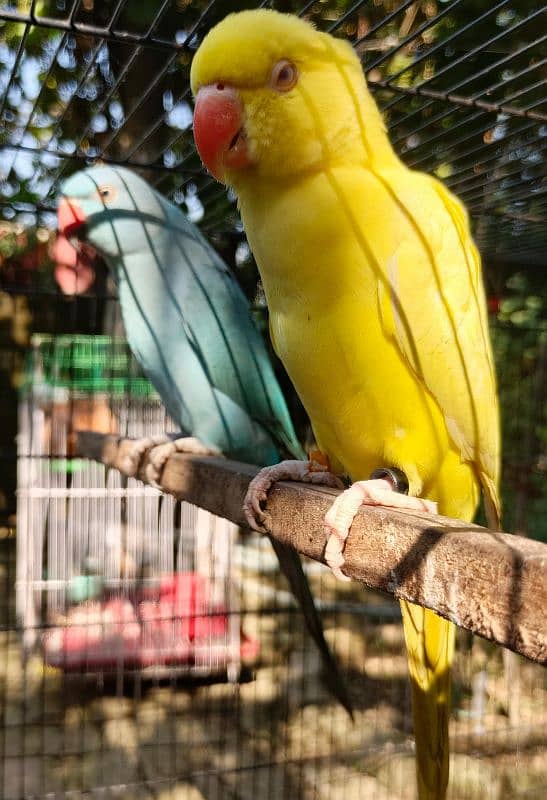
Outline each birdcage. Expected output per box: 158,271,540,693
0,1,545,799
16,333,246,678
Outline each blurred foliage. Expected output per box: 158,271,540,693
0,220,54,291
0,0,545,536
490,273,546,540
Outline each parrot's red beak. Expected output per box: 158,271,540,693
54,197,96,295
58,196,87,238
193,85,253,181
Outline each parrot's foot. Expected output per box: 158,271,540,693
244,458,344,533
324,476,437,582
118,434,173,477
145,436,221,486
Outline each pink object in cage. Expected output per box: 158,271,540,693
42,572,259,672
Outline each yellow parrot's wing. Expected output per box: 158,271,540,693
376,170,501,526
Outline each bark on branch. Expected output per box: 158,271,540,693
76,431,547,665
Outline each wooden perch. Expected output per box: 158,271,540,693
76,431,547,665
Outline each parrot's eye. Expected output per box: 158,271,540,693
97,186,116,202
270,60,298,93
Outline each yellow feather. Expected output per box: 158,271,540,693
192,11,501,798
401,604,455,800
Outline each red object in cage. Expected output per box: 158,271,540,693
42,572,259,672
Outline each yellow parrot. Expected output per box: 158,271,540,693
191,10,501,799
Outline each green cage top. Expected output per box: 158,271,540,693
21,334,158,399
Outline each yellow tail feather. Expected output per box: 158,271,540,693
400,600,456,800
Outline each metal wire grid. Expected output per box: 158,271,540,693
0,4,546,799
0,0,545,266
1,523,546,799
0,304,544,799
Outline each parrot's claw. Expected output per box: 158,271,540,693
243,458,344,533
324,478,438,581
145,436,221,487
244,480,271,534
118,434,172,476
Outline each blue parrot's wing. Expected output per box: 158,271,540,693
117,269,281,464
116,194,304,463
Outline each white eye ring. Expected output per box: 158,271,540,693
270,60,298,92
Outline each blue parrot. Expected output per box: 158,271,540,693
56,164,352,714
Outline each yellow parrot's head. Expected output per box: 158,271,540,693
191,9,387,186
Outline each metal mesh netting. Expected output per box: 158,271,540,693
0,2,546,799
0,0,545,263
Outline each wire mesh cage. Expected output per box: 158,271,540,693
0,0,546,799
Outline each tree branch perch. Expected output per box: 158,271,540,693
76,431,546,665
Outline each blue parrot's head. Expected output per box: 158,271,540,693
55,165,169,293
58,164,168,258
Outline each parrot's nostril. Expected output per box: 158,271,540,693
216,82,224,91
